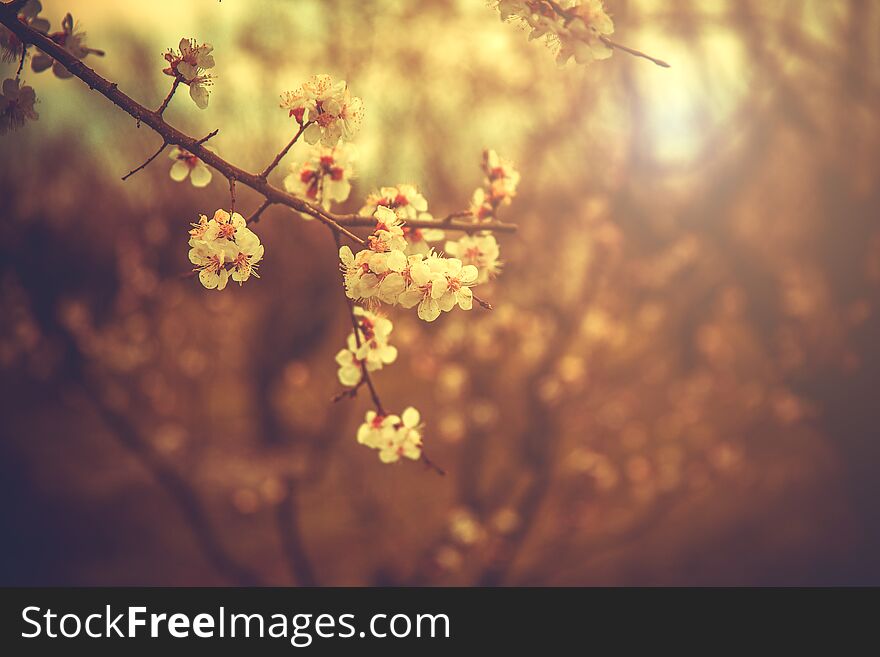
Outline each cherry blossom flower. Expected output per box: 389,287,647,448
397,252,451,322
187,210,263,290
189,241,230,291
360,184,428,221
279,74,364,146
169,146,213,187
471,149,520,220
403,216,445,256
283,143,355,210
163,38,215,109
555,0,614,64
496,0,613,65
368,206,408,253
0,78,38,135
432,258,480,312
335,307,397,387
31,13,104,79
356,407,423,463
0,0,49,64
444,233,502,284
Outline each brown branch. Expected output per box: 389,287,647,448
0,8,365,245
15,43,26,78
260,121,310,179
228,177,236,213
0,8,516,243
156,77,180,116
472,293,493,310
334,212,517,234
247,199,273,224
600,36,671,69
121,139,167,181
196,128,219,145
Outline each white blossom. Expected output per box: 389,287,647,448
283,143,355,210
169,146,213,187
163,38,215,109
0,78,38,135
187,209,263,290
470,149,520,220
360,184,428,221
31,13,103,78
335,307,397,387
356,407,424,464
279,74,364,146
403,215,445,256
497,0,614,65
444,233,502,284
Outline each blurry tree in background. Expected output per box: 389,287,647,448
1,0,879,585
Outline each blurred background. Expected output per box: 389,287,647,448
1,0,879,586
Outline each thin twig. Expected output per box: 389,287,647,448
600,36,671,68
260,121,310,179
472,293,493,310
196,128,219,145
121,139,168,181
15,44,26,79
228,177,236,214
247,199,273,224
156,77,180,116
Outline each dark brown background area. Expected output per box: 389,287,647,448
1,0,879,585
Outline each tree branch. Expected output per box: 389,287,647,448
121,139,167,181
260,121,310,179
0,6,516,242
156,77,180,116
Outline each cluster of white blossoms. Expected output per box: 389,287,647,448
497,0,614,64
442,149,518,284
444,233,502,285
1,5,102,135
335,307,397,387
360,184,428,221
168,145,213,187
0,78,38,135
357,407,424,464
163,38,215,109
283,143,355,210
469,149,520,220
187,209,263,291
339,204,480,322
280,74,364,147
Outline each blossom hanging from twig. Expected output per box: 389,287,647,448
163,38,215,109
31,13,104,78
0,77,38,135
0,0,49,64
357,407,424,463
335,307,398,387
169,145,214,187
283,143,355,210
279,74,364,146
187,210,263,290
